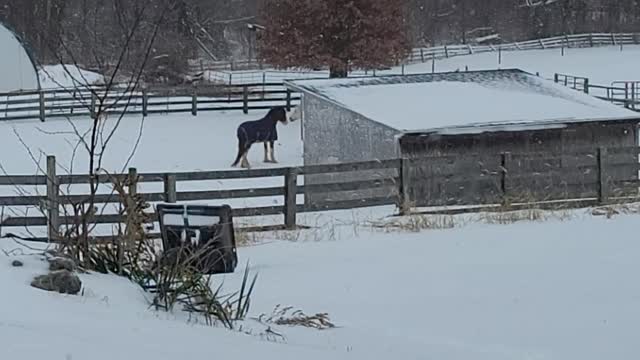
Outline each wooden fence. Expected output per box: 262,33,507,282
0,156,399,242
190,32,640,77
407,32,640,64
1,146,639,242
0,82,299,122
554,73,640,111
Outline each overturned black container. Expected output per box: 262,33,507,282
156,204,238,274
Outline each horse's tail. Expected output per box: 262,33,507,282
231,139,246,167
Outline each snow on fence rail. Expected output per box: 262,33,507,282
1,146,639,242
554,73,640,111
0,83,299,121
190,32,640,84
408,32,640,64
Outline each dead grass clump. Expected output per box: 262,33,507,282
369,215,457,233
480,208,546,224
480,206,573,225
256,305,335,330
592,202,640,218
234,230,266,247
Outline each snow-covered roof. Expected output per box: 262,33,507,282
285,69,640,135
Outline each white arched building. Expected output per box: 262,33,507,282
0,21,40,92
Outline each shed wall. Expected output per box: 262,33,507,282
400,120,640,207
302,93,401,206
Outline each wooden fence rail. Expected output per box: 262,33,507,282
0,82,299,122
1,146,639,242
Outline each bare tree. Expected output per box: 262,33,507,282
32,0,176,266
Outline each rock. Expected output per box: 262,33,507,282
48,257,76,272
31,270,82,295
11,260,23,267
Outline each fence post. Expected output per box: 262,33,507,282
444,45,449,58
39,90,46,122
399,158,412,215
597,148,608,204
420,48,425,62
46,156,59,242
500,153,511,206
128,168,138,198
584,78,590,94
401,64,405,75
286,89,292,111
283,167,298,229
554,73,559,83
142,89,148,117
589,33,594,47
191,86,198,116
243,86,249,114
163,174,177,203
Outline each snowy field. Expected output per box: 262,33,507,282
3,209,640,359
0,110,304,238
402,45,640,86
1,43,640,360
0,111,302,175
210,45,640,87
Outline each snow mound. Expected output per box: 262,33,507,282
39,64,104,90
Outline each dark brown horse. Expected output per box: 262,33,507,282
232,106,297,169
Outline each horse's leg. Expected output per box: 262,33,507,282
263,142,270,163
269,141,278,163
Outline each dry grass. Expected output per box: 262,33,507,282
234,230,265,247
368,214,458,233
479,205,574,225
256,305,335,330
479,208,547,224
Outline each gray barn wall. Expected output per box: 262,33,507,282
399,120,640,207
302,93,400,165
301,93,401,206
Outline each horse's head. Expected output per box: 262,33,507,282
267,106,289,125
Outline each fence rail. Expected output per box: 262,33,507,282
1,146,639,242
3,32,636,121
554,73,640,111
0,82,299,121
189,32,640,82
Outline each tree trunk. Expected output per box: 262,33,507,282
329,62,348,78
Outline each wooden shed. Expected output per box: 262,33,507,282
285,69,640,207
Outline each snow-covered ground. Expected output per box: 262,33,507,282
1,42,640,360
3,209,640,359
1,111,301,175
39,64,104,90
207,45,640,87
401,45,640,86
0,110,304,238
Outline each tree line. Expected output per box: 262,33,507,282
0,0,638,81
